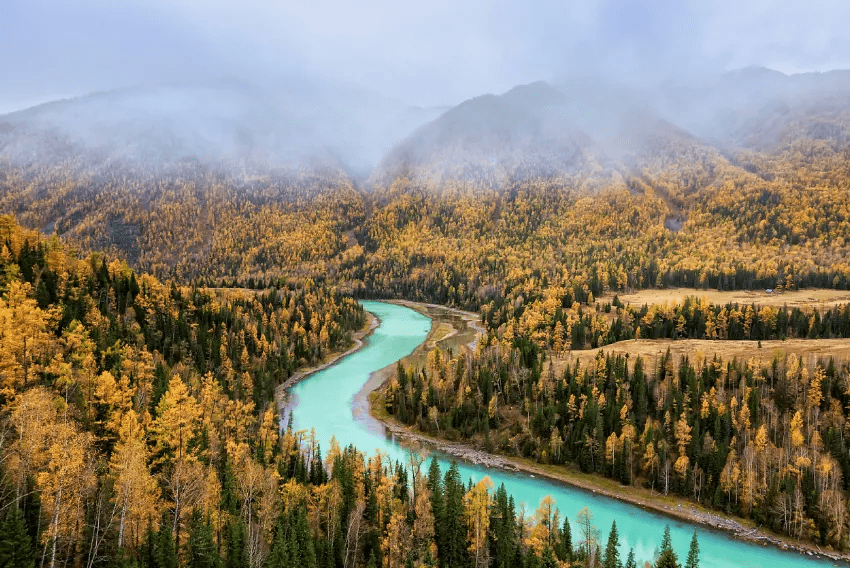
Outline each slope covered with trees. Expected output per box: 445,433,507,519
2,72,850,311
2,67,850,565
388,330,850,550
3,135,850,300
0,213,704,567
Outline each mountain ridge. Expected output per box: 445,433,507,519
2,67,850,186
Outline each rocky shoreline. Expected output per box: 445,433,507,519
277,299,850,564
369,301,850,565
377,411,850,564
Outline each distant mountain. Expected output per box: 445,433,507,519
658,67,850,151
0,78,442,179
373,69,850,185
2,68,849,186
373,80,711,185
373,82,579,184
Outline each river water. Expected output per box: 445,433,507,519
286,301,842,568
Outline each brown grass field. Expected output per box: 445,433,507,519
599,287,850,310
551,338,850,375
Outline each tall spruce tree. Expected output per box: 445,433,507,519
602,520,621,568
156,517,178,568
140,521,157,568
427,458,446,563
0,505,34,568
559,516,572,561
442,462,467,568
224,518,248,568
685,531,699,568
490,484,517,568
625,548,637,568
186,511,220,568
656,525,679,568
266,518,291,568
293,506,317,568
541,546,558,568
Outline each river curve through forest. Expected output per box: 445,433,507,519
285,300,843,568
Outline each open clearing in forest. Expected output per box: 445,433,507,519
551,338,850,374
599,288,850,310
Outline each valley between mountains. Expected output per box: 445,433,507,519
3,66,850,567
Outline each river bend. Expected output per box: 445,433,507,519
286,301,841,568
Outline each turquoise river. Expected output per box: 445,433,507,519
286,300,844,568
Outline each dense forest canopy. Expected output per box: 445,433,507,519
0,214,704,568
2,72,849,327
2,117,849,348
2,67,850,566
389,337,850,548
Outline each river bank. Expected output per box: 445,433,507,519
276,309,379,420
352,300,480,427
365,301,850,565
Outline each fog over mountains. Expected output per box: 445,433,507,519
0,78,445,179
1,67,849,184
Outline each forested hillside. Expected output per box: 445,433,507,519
0,215,369,566
2,66,850,564
2,118,849,321
0,215,704,568
2,72,849,320
388,311,850,549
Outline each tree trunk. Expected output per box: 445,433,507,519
118,497,127,549
49,485,62,568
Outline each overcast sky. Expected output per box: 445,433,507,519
2,0,849,113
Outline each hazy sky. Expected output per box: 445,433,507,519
2,0,849,113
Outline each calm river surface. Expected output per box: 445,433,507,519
286,301,842,568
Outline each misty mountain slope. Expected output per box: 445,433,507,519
660,67,850,152
2,82,265,167
372,79,738,188
0,79,442,178
729,95,850,153
1,72,849,299
371,69,850,190
373,81,609,186
4,69,849,189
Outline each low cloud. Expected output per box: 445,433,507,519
2,0,849,111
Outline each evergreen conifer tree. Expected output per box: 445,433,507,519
186,511,220,568
541,546,558,568
156,518,178,568
602,520,621,568
293,507,317,568
427,458,446,563
220,457,239,516
224,518,248,568
140,521,157,568
489,484,518,568
560,516,572,560
266,519,291,568
0,505,34,568
685,531,699,568
656,526,679,568
442,462,467,567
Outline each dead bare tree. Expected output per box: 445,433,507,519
343,499,366,568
